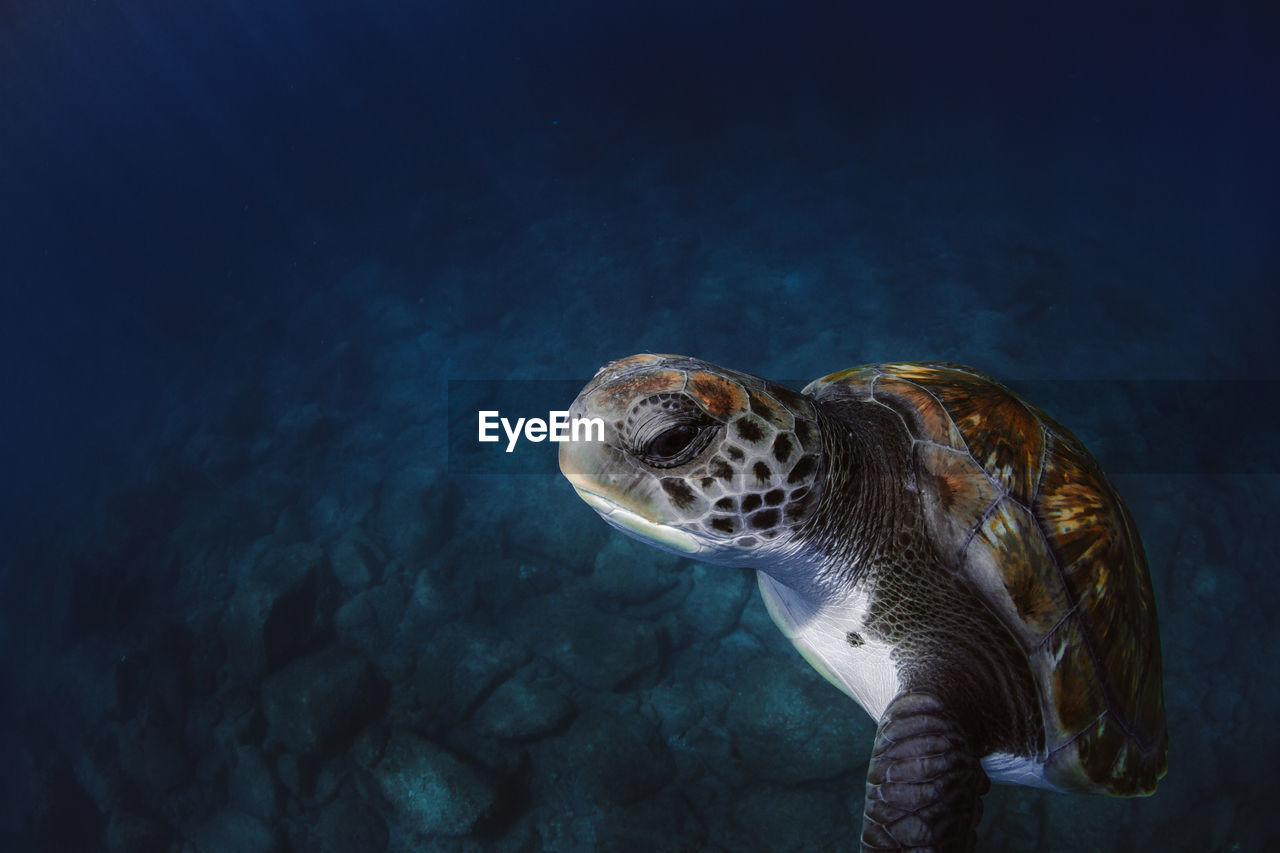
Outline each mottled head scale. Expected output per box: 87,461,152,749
559,353,825,561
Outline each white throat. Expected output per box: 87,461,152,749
756,571,901,723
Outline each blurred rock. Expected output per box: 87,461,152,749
333,579,408,657
726,657,865,783
978,786,1042,853
187,810,279,853
596,790,706,852
116,723,190,797
409,622,530,727
646,681,703,740
590,536,681,604
409,559,477,627
222,541,342,678
1204,684,1245,728
511,592,662,690
739,593,783,645
277,402,337,449
679,563,752,639
261,645,389,757
371,470,444,568
105,805,173,853
563,709,674,805
430,533,499,588
350,724,389,770
372,730,497,838
113,623,191,724
1040,784,1135,852
329,531,386,590
473,674,574,741
485,477,609,569
228,746,277,820
471,555,557,614
731,783,856,853
276,753,343,806
314,791,389,853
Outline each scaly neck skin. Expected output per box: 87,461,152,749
754,396,1044,759
758,400,918,609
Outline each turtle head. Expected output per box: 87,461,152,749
559,354,826,564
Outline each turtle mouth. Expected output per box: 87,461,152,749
570,484,704,556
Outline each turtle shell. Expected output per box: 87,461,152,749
804,362,1168,796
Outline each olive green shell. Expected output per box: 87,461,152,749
804,362,1168,796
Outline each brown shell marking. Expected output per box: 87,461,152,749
688,370,749,418
814,365,880,396
874,376,967,451
968,498,1070,642
1038,430,1167,792
812,363,1043,500
1043,616,1108,736
746,387,796,429
915,442,998,569
605,353,666,371
598,368,685,409
809,361,1166,795
905,367,1044,505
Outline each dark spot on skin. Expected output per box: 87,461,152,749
752,461,772,485
846,631,864,647
787,454,817,485
701,477,715,490
742,494,762,513
748,390,788,426
794,419,817,447
771,384,808,410
709,517,738,534
772,434,793,463
738,536,758,547
764,489,785,506
749,509,779,530
790,486,809,500
735,417,765,443
715,497,736,511
725,446,746,462
661,478,698,510
709,457,734,482
784,494,810,522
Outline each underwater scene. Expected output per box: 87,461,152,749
2,1,1277,851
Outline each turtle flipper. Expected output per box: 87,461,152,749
861,692,990,853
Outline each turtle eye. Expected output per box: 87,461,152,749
647,424,699,459
639,420,714,467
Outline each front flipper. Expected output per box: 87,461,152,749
862,692,990,853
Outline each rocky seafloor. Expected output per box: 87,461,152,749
4,1,1278,848
2,264,1277,853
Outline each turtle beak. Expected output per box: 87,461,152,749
559,367,705,556
557,360,674,509
556,394,651,518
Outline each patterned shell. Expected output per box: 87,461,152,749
804,363,1168,796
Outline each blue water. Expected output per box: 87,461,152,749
2,1,1277,850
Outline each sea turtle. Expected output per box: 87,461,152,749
559,354,1167,852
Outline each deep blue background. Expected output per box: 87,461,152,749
5,1,1277,528
2,1,1278,850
